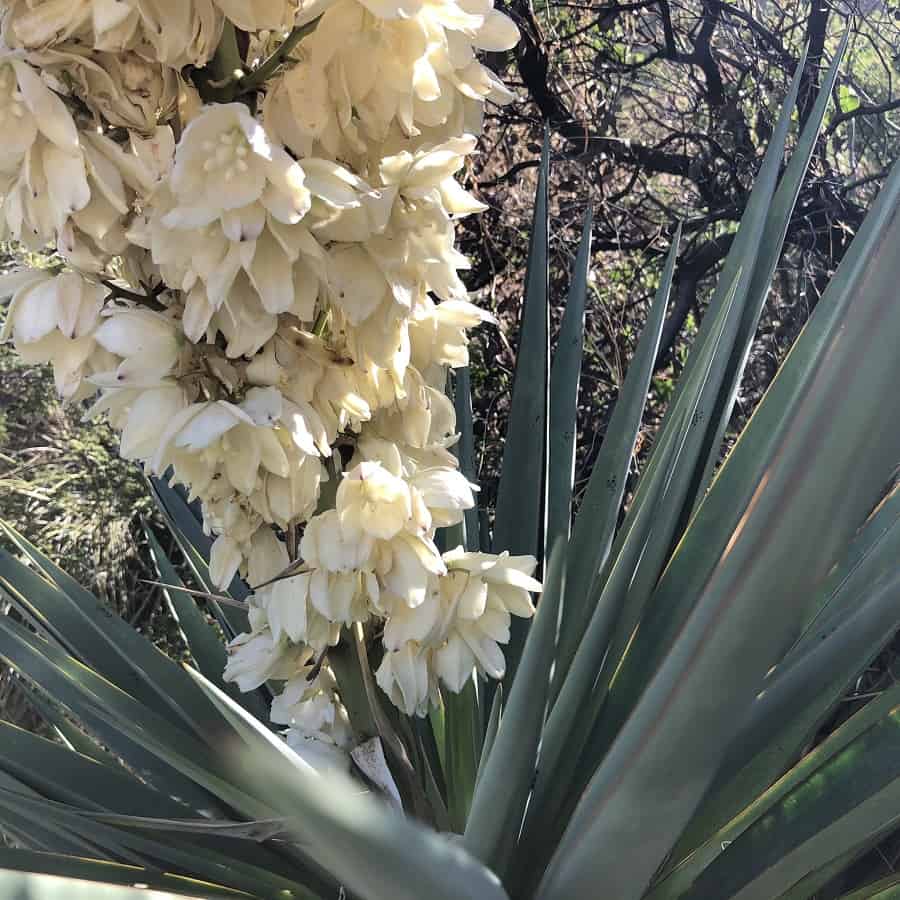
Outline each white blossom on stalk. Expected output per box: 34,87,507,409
91,307,182,385
0,268,108,398
223,628,311,692
376,641,436,717
264,0,519,160
1,0,225,68
0,55,79,172
336,460,419,542
273,669,354,774
165,103,311,230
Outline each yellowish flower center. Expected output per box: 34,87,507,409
201,128,251,182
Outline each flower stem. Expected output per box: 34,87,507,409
198,21,245,102
237,17,322,93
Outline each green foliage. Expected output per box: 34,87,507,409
1,45,900,900
0,345,156,611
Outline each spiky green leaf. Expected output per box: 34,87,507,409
494,128,551,689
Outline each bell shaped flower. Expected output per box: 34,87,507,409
118,384,189,460
174,402,283,495
443,546,542,617
410,466,476,527
164,103,311,230
223,627,312,692
410,294,495,373
257,572,344,649
375,530,446,610
336,460,422,542
375,641,435,717
429,549,541,693
361,367,458,459
379,136,486,218
1,269,107,398
382,576,443,649
0,55,80,173
92,307,182,386
1,269,101,345
433,575,507,689
265,453,325,529
274,669,354,774
210,532,245,589
301,509,376,573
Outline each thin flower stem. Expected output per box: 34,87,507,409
200,21,245,101
312,308,331,337
237,17,322,93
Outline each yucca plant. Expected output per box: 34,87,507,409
2,35,900,900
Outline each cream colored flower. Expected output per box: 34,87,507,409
379,135,485,216
410,295,495,372
0,55,80,172
409,466,475,527
32,47,180,132
165,103,310,229
118,384,189,460
432,548,540,691
0,56,94,252
92,307,182,385
223,628,312,692
375,530,446,609
375,641,435,716
2,0,225,68
0,268,106,398
443,546,542,617
0,269,100,345
301,509,375,573
166,401,285,494
265,453,325,528
274,669,354,774
259,573,345,648
336,460,416,541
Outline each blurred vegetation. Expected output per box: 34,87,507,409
0,349,150,606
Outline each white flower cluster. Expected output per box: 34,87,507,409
0,0,539,768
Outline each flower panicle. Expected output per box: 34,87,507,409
0,0,535,769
